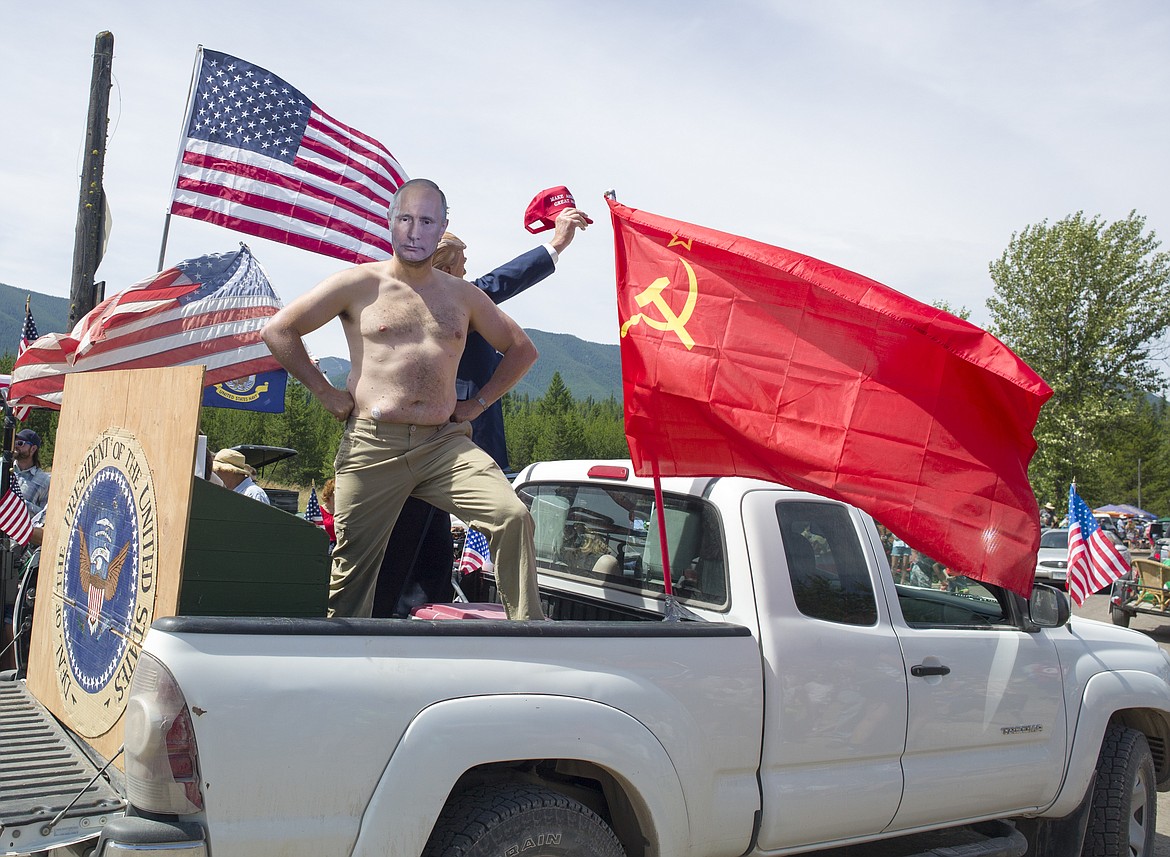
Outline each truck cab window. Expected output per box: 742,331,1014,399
777,501,877,626
895,575,1012,628
519,483,729,608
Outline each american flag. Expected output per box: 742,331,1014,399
458,528,492,576
170,48,406,263
0,471,32,546
304,485,323,525
1067,484,1131,606
9,245,283,411
13,301,37,420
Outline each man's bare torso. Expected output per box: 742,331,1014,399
340,262,470,425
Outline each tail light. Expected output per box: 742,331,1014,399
122,652,204,814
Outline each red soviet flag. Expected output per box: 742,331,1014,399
609,198,1053,597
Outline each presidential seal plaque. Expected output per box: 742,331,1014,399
53,428,158,738
28,366,205,765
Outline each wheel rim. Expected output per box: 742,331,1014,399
1128,761,1151,856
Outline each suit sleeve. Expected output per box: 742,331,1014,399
473,246,556,304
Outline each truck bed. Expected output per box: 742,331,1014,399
0,678,125,856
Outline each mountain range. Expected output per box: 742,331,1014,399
0,282,623,402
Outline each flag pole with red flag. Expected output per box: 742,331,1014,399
609,196,1052,598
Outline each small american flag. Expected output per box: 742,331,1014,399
458,528,492,576
1067,484,1131,606
304,485,323,525
9,245,283,411
0,473,32,546
13,300,37,420
170,48,406,263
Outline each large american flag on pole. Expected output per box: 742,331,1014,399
9,245,284,410
1067,483,1132,606
169,48,406,263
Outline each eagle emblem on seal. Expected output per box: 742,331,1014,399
78,515,132,635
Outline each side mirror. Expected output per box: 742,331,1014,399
1029,583,1071,628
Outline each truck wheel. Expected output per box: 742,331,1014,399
1110,607,1132,628
423,783,625,857
1082,724,1155,857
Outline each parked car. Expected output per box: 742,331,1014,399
1035,527,1133,589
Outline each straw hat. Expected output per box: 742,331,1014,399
212,448,255,477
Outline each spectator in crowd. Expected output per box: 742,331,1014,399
890,533,910,576
320,478,336,550
13,428,50,518
1040,503,1056,529
212,449,271,505
904,549,939,588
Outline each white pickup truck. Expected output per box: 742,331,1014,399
7,459,1170,857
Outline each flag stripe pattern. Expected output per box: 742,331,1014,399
459,528,491,576
9,246,283,410
1067,485,1132,606
13,304,38,420
0,477,32,546
170,49,406,264
304,485,323,525
609,198,1053,598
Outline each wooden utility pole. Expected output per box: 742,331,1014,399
69,31,114,328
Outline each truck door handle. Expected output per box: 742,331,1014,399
911,664,951,677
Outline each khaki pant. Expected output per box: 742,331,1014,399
330,418,542,620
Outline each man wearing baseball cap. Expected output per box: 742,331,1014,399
13,428,50,518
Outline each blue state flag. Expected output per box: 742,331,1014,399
202,369,288,413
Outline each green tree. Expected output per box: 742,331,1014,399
538,372,575,417
532,373,586,461
504,383,629,469
932,300,971,321
503,393,538,470
987,211,1170,509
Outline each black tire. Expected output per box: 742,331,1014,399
1082,724,1155,857
423,783,625,857
1110,607,1132,628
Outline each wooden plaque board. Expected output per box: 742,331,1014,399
27,367,204,766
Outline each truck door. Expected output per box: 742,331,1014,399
885,576,1067,830
743,493,909,850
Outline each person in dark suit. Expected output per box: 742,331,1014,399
372,207,591,616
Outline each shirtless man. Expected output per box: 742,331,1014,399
261,178,543,619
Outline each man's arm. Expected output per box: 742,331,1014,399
474,207,590,303
474,247,554,304
262,270,361,420
450,286,538,424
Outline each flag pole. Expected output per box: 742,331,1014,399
608,186,684,616
650,458,674,598
158,45,204,271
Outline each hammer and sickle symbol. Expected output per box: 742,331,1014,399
620,258,699,350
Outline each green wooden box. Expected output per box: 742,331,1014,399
178,478,330,617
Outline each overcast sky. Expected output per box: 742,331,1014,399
2,1,1168,361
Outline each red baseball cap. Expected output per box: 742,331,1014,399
523,186,594,234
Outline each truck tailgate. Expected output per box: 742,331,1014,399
0,680,125,855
